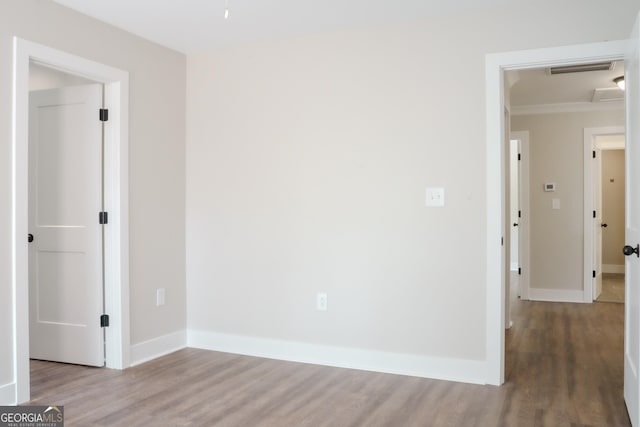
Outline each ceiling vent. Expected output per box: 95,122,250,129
547,62,615,75
592,87,624,103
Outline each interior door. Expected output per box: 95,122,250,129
624,12,640,426
509,139,520,295
28,83,105,367
595,147,603,299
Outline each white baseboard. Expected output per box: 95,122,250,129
603,264,625,274
187,330,486,385
0,382,16,405
528,287,585,303
130,330,187,367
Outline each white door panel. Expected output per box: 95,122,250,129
595,148,603,299
624,12,640,426
29,83,104,367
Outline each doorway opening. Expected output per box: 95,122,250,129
28,63,107,367
485,39,628,386
593,133,626,303
12,38,130,404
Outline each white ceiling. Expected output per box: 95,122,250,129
52,0,521,54
509,61,625,107
51,0,625,108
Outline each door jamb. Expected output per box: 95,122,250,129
12,37,130,403
485,40,628,385
584,127,625,302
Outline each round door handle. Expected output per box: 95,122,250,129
513,223,519,227
601,223,608,228
623,244,640,257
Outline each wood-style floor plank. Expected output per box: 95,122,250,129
28,284,630,426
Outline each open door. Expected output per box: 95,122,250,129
510,139,520,275
28,84,105,367
624,12,640,426
510,131,530,301
595,146,604,299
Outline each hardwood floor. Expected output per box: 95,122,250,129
597,273,625,303
28,285,629,426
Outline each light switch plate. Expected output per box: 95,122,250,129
552,198,560,210
426,187,445,207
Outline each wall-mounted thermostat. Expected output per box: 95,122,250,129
544,183,556,192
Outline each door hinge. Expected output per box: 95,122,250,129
593,270,596,278
518,153,521,161
593,210,596,219
518,210,521,218
99,108,109,122
100,314,109,327
518,267,522,275
501,237,504,246
99,211,108,225
593,150,596,159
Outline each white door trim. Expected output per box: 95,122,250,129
584,127,625,302
12,37,130,403
485,39,628,385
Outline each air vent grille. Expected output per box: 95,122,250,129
548,62,615,75
592,87,624,103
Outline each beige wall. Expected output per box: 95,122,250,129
511,111,625,292
0,0,186,393
2,0,637,394
602,149,625,267
186,1,638,368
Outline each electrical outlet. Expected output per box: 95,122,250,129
156,288,165,306
316,292,327,311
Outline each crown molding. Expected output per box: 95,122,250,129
511,100,624,116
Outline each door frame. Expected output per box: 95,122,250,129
485,39,628,385
12,38,130,403
584,127,626,302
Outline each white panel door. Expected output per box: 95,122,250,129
625,12,640,426
595,147,603,299
28,84,104,367
509,139,520,273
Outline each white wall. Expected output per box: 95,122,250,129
0,0,186,400
186,1,639,382
511,110,625,297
